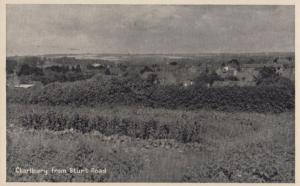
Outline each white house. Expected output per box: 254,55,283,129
15,84,34,89
183,80,194,88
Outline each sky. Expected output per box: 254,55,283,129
6,5,295,56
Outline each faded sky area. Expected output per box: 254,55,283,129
6,5,294,56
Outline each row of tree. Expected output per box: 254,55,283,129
16,64,82,76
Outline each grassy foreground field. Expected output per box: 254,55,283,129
7,104,294,182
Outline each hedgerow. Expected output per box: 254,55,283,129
8,76,294,113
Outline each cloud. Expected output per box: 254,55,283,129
6,5,294,55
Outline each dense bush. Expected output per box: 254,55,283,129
6,59,18,74
71,65,82,73
193,72,224,86
17,64,44,76
8,74,294,113
24,78,293,112
254,66,294,88
255,66,278,85
225,76,239,81
22,56,42,66
256,76,294,87
45,65,70,73
13,62,92,84
152,85,294,112
18,111,205,143
38,71,94,85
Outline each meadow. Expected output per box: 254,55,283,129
7,104,294,182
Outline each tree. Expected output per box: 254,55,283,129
17,64,44,76
104,68,111,75
194,71,223,87
255,66,292,87
71,65,81,73
23,56,40,66
6,59,18,74
256,66,278,80
75,65,81,73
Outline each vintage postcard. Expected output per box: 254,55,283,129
1,0,297,184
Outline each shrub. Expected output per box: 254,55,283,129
194,72,224,87
255,66,279,85
17,64,44,76
6,59,18,74
256,76,294,88
38,71,94,85
45,65,70,73
226,76,239,81
253,65,294,90
18,111,206,143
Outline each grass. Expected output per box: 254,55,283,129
7,128,143,182
7,103,295,182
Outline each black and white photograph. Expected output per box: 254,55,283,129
5,3,295,182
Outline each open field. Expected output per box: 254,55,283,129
7,104,294,182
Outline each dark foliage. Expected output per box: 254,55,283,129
257,66,278,79
6,59,18,74
17,64,44,76
255,66,293,87
169,61,178,66
104,68,111,75
8,75,294,113
225,76,239,81
283,64,290,69
228,59,241,71
194,72,224,86
18,111,206,143
71,65,82,73
87,64,106,70
38,71,94,85
16,64,94,85
140,66,154,74
22,56,41,66
45,65,70,73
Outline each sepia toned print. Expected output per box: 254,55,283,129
6,5,294,182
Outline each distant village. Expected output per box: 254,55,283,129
6,54,295,89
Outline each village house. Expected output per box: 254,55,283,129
216,59,240,79
92,63,105,68
14,84,35,88
87,63,107,70
182,80,194,87
7,72,38,89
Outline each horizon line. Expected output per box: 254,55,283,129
6,51,295,57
